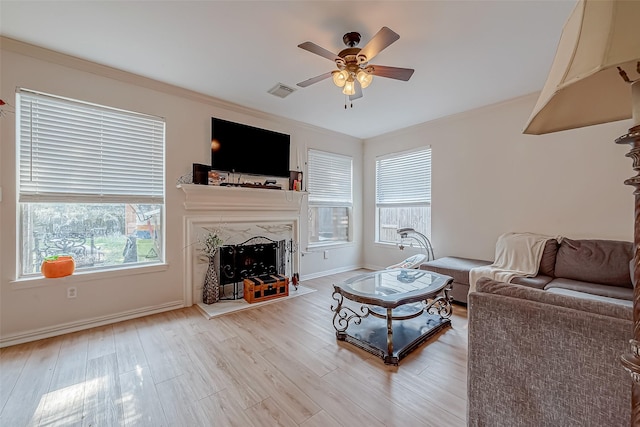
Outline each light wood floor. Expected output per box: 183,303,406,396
0,270,468,427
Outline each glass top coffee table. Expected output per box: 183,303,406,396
331,268,453,365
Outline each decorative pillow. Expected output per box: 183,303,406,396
554,238,633,288
538,239,559,277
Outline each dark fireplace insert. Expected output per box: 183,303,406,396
218,236,289,300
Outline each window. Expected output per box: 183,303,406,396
307,149,352,246
17,89,165,278
376,147,431,244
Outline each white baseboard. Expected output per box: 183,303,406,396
0,300,185,348
300,264,362,281
362,263,388,271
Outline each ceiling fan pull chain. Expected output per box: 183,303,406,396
343,94,355,110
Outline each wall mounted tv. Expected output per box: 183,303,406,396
211,117,290,178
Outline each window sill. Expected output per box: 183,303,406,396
374,241,400,248
305,242,355,252
10,263,169,290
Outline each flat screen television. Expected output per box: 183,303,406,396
211,117,290,178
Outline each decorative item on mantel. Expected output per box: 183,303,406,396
175,171,193,186
198,229,224,304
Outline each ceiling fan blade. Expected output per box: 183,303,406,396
298,41,341,62
357,27,400,63
349,80,363,101
369,65,415,81
297,71,333,88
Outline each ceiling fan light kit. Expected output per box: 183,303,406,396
297,26,414,104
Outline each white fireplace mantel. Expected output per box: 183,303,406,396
178,183,305,307
177,184,306,211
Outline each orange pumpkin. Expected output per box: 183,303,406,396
41,255,75,278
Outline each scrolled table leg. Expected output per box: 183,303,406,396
425,292,453,319
331,287,369,334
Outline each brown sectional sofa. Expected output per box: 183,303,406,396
468,279,632,426
435,237,635,425
420,237,634,305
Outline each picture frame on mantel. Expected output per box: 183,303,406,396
289,171,303,191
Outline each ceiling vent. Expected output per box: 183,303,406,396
268,83,296,98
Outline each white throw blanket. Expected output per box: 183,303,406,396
469,232,557,293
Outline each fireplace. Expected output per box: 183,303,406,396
178,183,305,306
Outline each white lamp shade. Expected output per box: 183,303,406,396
332,70,349,88
523,0,640,135
357,69,373,89
343,78,356,95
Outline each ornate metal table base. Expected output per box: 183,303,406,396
331,289,452,365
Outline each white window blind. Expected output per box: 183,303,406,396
376,148,431,206
17,89,165,204
307,149,352,205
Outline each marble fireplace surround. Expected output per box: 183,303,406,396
179,184,305,306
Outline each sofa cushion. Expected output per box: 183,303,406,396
545,287,633,307
420,256,492,286
538,239,559,277
545,277,634,301
475,278,633,320
510,274,553,290
554,238,633,288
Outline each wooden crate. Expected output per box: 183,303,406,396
243,274,289,304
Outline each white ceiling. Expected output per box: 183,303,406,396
0,0,577,139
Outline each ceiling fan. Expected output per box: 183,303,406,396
296,27,415,102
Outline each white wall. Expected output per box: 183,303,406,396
363,94,635,270
0,38,362,345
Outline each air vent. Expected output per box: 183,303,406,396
268,83,296,98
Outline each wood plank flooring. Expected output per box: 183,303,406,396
0,270,468,426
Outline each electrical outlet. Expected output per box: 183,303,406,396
67,286,77,299
324,250,329,260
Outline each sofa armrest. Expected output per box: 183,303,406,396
468,278,633,427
